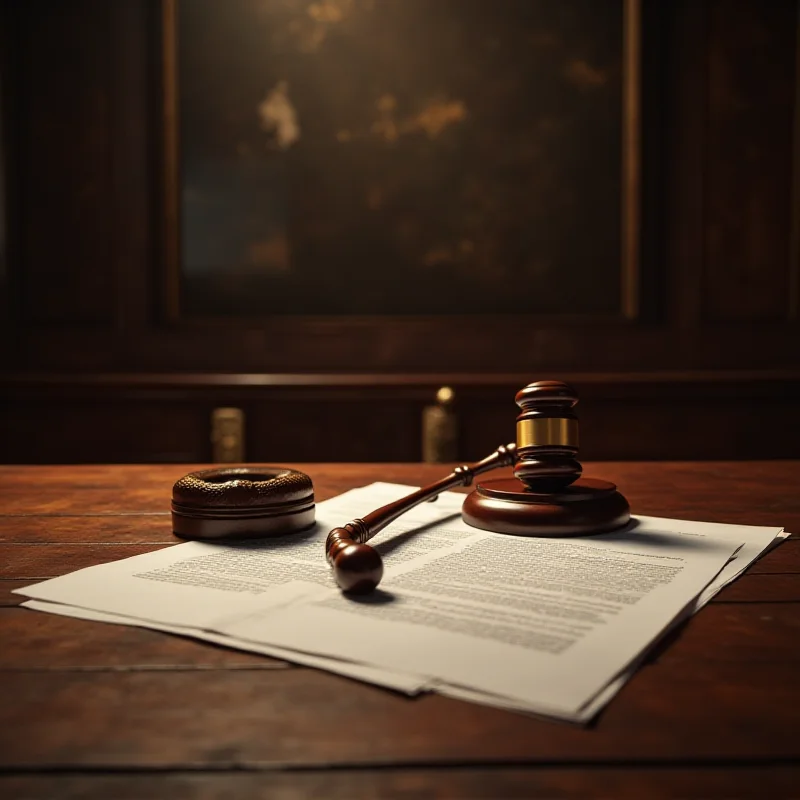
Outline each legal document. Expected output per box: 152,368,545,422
15,482,785,722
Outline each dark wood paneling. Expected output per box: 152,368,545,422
463,395,800,462
0,0,20,331
247,397,423,463
9,318,800,375
704,0,797,322
1,0,800,465
0,7,8,328
0,399,210,463
14,0,115,327
1,371,799,463
111,0,153,332
664,0,707,329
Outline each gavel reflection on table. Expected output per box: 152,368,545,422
325,380,630,593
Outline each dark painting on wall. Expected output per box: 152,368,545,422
170,0,633,317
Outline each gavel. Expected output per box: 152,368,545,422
325,380,630,593
324,442,518,593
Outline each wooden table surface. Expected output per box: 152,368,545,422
1,462,799,799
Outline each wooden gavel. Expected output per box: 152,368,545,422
325,380,630,593
324,443,518,593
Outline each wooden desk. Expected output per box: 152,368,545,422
1,462,799,798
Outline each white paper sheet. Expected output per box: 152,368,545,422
437,532,790,720
14,482,785,722
28,529,787,721
220,520,745,717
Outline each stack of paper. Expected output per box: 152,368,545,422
15,483,787,722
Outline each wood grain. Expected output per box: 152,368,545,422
0,581,32,606
0,609,287,671
0,463,405,513
0,543,172,579
647,603,800,664
2,768,799,800
747,541,800,574
714,573,800,602
0,515,174,544
1,462,799,528
1,661,799,767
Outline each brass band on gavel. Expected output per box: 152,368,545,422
516,418,579,449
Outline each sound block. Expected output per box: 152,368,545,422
171,467,315,540
462,477,630,537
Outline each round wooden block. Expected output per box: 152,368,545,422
171,466,315,540
462,477,630,537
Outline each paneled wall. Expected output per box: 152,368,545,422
1,0,799,463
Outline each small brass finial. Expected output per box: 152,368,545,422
436,386,455,405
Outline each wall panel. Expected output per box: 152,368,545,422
1,1,800,464
16,0,115,327
703,0,797,322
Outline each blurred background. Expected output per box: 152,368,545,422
0,0,798,464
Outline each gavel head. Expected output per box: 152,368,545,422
326,527,384,594
513,380,582,493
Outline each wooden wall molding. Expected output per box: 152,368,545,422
2,369,798,463
3,368,800,391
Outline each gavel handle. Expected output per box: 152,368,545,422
325,443,517,593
